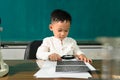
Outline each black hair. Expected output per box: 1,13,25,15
51,9,72,23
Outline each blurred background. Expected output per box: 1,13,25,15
0,0,120,60
0,0,120,42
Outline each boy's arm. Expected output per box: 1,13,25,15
36,46,51,60
72,40,92,63
36,38,52,60
73,40,84,55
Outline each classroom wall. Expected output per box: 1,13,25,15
2,45,104,60
0,0,120,42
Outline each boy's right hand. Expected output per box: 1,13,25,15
48,53,61,61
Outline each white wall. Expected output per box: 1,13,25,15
1,45,104,60
1,46,26,60
79,45,104,59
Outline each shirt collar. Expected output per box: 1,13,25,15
52,36,67,42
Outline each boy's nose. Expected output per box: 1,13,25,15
61,32,65,36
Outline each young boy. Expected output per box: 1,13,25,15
36,9,92,63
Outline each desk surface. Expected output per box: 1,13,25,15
1,60,102,80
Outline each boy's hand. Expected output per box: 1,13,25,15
48,53,61,61
75,54,92,63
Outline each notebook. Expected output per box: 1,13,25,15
56,60,90,72
57,60,86,65
34,60,95,78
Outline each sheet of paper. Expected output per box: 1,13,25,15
34,69,91,78
34,60,96,78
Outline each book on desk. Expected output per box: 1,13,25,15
34,59,96,78
56,60,90,72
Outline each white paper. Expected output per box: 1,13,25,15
34,60,96,78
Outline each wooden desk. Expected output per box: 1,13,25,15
1,60,102,80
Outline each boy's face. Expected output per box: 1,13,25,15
49,21,70,40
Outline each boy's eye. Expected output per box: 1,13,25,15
58,30,69,32
58,30,62,32
65,30,68,32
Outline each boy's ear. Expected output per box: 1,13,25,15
49,24,53,31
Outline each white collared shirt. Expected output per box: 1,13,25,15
36,36,84,60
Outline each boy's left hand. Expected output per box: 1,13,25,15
75,54,92,63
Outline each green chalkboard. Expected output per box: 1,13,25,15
0,0,120,41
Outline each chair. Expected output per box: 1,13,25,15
24,40,42,59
